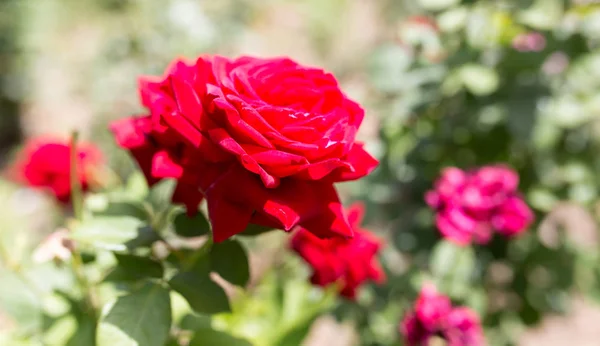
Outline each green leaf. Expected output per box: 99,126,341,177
238,224,276,237
72,216,158,251
460,64,499,96
430,240,476,298
126,172,150,201
105,254,164,282
210,239,250,287
188,328,253,346
0,270,42,334
179,314,212,331
274,320,315,346
97,282,172,346
518,0,563,30
168,262,230,315
417,0,459,11
173,211,210,238
94,200,149,221
147,179,177,211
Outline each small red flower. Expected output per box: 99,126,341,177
426,165,533,245
111,55,378,242
290,203,385,299
401,284,485,346
12,137,103,203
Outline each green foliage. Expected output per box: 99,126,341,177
104,254,164,282
97,282,172,346
173,211,210,238
210,239,250,287
188,329,253,346
168,265,231,315
72,216,157,251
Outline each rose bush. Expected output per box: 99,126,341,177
290,202,386,299
112,55,378,242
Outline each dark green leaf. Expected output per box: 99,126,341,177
210,239,250,287
188,328,252,346
179,314,212,331
97,282,172,346
173,211,209,238
168,267,230,315
238,224,275,237
94,201,149,221
105,254,164,282
66,314,97,346
274,320,315,346
72,216,158,251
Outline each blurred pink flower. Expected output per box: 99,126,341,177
542,52,569,75
512,32,546,52
401,284,485,346
426,165,533,245
445,308,485,346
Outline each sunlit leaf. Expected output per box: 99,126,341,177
210,239,250,287
97,282,171,346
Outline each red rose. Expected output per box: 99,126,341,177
12,137,103,203
111,55,378,242
290,203,385,299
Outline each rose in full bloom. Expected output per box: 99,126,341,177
111,55,378,242
290,203,385,299
425,165,533,245
12,137,103,203
400,284,484,346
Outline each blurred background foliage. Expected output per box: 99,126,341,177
2,0,600,345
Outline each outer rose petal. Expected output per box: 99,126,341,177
492,196,533,237
110,116,161,185
204,165,353,242
328,143,379,182
401,312,432,346
172,181,204,216
436,213,473,246
444,307,485,346
415,283,453,331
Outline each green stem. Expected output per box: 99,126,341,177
70,132,83,221
69,131,99,317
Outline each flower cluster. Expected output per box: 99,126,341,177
111,55,378,242
12,137,103,203
290,203,385,299
401,284,484,346
425,166,533,245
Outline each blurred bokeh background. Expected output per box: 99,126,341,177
3,0,600,345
